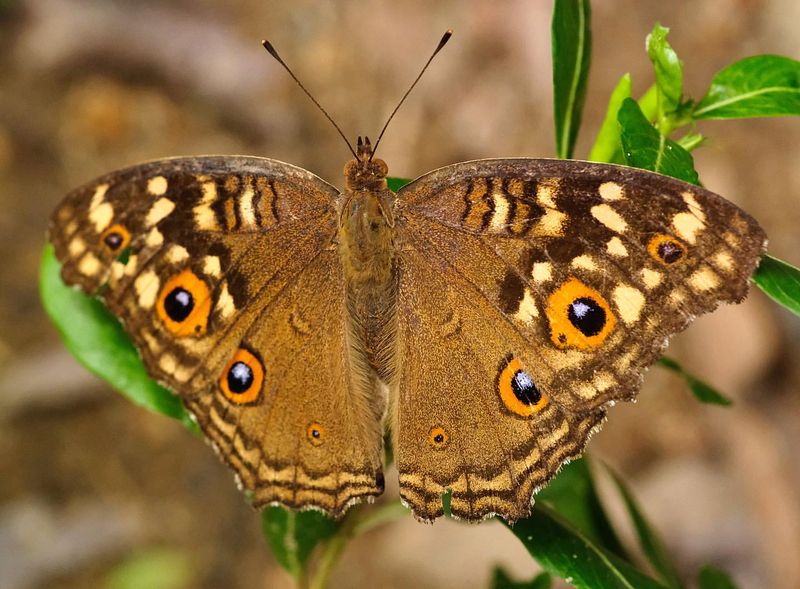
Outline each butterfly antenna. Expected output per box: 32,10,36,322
369,29,452,161
262,39,358,159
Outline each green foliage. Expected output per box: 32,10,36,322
492,568,552,589
39,244,194,428
105,547,193,589
261,508,338,582
753,255,800,317
588,73,632,163
646,24,684,112
618,98,700,184
658,357,732,406
38,1,800,587
552,0,592,159
607,468,682,588
697,565,741,589
695,56,800,119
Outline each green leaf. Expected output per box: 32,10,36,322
492,568,552,589
694,55,800,119
753,254,800,317
618,98,700,185
698,565,740,589
537,458,628,559
646,23,684,112
588,73,632,163
504,504,670,589
658,357,732,406
552,0,592,159
387,176,411,192
606,468,682,589
105,547,193,589
39,244,192,426
261,507,338,581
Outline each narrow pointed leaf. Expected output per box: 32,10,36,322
492,568,553,589
552,0,592,159
538,458,627,559
606,468,682,589
646,24,684,111
658,357,732,406
618,98,700,184
698,565,740,589
261,507,338,579
589,73,632,163
694,55,800,119
39,244,191,424
753,254,800,317
504,504,669,589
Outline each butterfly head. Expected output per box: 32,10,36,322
344,136,388,192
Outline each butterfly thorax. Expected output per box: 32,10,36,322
338,150,398,382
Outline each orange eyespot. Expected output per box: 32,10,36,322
100,224,131,254
647,234,687,265
546,278,616,350
156,269,212,337
428,426,450,450
497,356,548,417
306,422,326,446
219,347,264,405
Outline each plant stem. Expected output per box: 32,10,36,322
307,502,408,589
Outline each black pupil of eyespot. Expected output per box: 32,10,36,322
657,241,683,263
164,287,194,322
567,297,606,336
434,433,444,443
511,369,541,405
312,429,320,438
104,232,123,249
227,361,253,394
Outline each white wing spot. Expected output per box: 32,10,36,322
591,204,628,233
68,237,87,257
599,182,624,201
613,284,645,324
134,269,160,309
145,228,164,248
672,212,704,244
536,209,567,235
89,202,114,233
216,282,236,319
147,176,168,196
571,255,597,271
514,289,539,324
606,236,628,257
531,262,553,283
490,189,510,232
78,252,101,276
203,255,222,277
640,268,662,289
689,266,720,292
536,179,560,208
145,198,175,227
166,245,189,264
238,181,257,228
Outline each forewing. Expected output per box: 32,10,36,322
393,158,766,521
49,156,384,516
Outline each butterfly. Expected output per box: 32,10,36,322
47,33,767,523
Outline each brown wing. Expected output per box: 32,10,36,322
392,158,766,521
49,156,384,516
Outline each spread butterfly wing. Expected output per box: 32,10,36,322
393,158,766,522
49,157,384,516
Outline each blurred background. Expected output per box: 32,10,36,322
1,0,799,588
